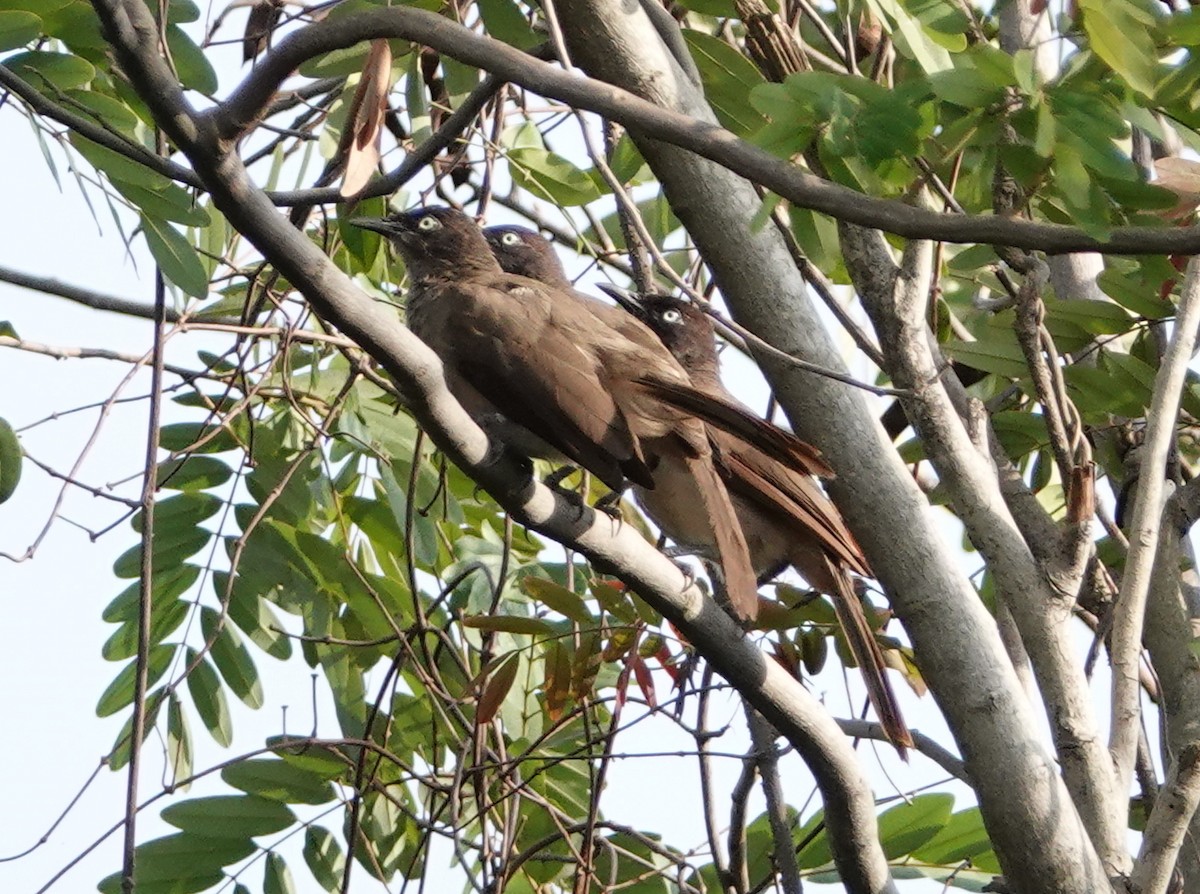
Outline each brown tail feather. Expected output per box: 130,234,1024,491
635,376,834,477
824,554,912,757
685,451,760,621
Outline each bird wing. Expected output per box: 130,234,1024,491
440,279,655,491
714,430,870,579
632,376,835,477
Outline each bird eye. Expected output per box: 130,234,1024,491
417,215,441,232
661,309,683,324
501,232,521,246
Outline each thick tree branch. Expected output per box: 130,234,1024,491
88,4,892,892
1131,743,1200,894
854,229,1124,874
552,3,1112,892
208,8,1200,255
1111,258,1200,801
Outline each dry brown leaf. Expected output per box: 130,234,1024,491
340,39,392,198
1154,156,1200,220
477,652,520,724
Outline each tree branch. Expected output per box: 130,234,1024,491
1111,258,1200,802
206,7,1200,254
88,6,894,893
1131,743,1200,894
0,63,202,190
0,265,189,323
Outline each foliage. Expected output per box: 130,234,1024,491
4,0,1200,891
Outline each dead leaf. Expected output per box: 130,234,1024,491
477,652,520,724
1154,157,1200,220
340,39,392,198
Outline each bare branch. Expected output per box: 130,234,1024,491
0,265,192,323
1111,258,1200,800
1132,743,1200,894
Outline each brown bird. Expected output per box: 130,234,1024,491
611,289,912,753
353,207,760,619
481,227,909,751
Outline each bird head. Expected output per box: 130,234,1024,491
351,206,499,281
598,285,719,372
483,225,569,285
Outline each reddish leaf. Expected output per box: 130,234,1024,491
571,632,602,700
630,655,656,709
543,641,570,722
477,653,519,724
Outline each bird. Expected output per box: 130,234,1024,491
352,206,761,619
608,288,912,753
480,226,909,751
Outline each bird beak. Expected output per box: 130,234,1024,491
596,283,646,318
350,217,401,237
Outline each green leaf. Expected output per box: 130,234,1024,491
97,833,254,893
266,736,349,778
166,22,217,94
222,758,337,804
477,0,539,49
508,148,603,206
1078,0,1158,96
223,575,293,660
107,689,165,771
303,826,347,891
141,213,209,298
186,649,233,747
912,807,993,864
162,795,296,839
0,416,22,504
265,852,297,894
878,792,954,858
102,601,189,660
864,0,952,73
95,645,175,716
200,607,264,709
156,455,233,490
167,693,193,787
682,30,767,137
3,49,94,89
111,524,210,578
521,576,594,624
0,10,41,50
115,180,211,226
462,614,555,634
103,563,200,622
70,135,173,191
945,334,1026,379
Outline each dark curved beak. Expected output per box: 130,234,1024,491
349,217,400,236
596,282,646,318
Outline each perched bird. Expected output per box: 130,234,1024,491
352,206,760,618
480,226,908,749
610,289,912,752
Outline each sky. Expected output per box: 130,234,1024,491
0,10,1011,894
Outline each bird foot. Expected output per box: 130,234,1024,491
542,464,580,490
594,490,625,522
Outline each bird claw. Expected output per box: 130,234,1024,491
542,464,580,490
594,490,625,523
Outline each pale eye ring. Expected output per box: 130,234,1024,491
417,215,441,232
501,232,521,246
661,309,683,324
